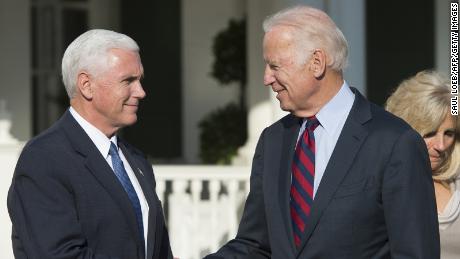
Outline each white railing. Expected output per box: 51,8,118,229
0,148,251,259
154,165,250,259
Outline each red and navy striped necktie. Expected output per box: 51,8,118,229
290,116,320,247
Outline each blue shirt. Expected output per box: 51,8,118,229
297,82,355,198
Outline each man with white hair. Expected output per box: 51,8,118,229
206,5,439,259
8,29,172,259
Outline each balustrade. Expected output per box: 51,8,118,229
154,165,250,259
0,149,251,259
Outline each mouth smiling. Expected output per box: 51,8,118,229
272,87,286,96
123,103,139,111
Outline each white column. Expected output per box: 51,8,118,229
0,0,31,141
209,179,220,252
190,179,202,259
327,0,366,94
156,180,166,204
226,180,239,238
169,180,190,258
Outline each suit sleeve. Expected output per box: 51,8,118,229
382,129,440,259
205,130,271,259
7,146,117,259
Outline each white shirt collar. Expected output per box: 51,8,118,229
69,107,117,158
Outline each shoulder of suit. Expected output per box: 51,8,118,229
368,102,412,129
23,119,69,153
363,102,423,145
266,113,297,131
15,120,75,177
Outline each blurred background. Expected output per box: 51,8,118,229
0,0,453,258
0,0,450,164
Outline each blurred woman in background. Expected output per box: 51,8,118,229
386,70,460,258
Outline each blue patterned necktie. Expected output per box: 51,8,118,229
290,116,320,247
109,142,145,247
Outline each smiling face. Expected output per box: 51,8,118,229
263,27,319,116
89,48,145,135
423,115,456,171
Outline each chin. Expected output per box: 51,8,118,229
278,102,290,111
123,115,138,126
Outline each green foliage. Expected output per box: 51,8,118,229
211,18,246,86
199,103,247,164
199,17,247,164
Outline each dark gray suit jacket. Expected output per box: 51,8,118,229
8,110,172,259
206,89,439,258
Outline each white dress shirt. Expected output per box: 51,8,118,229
297,82,355,198
69,107,149,253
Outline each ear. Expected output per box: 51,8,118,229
76,71,93,100
309,49,327,78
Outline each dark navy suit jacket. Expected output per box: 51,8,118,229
8,110,172,259
206,89,440,259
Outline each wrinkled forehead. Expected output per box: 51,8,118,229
105,49,142,71
93,48,143,78
263,27,298,60
107,48,141,62
264,25,296,43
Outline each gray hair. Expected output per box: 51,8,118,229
263,5,348,71
61,29,139,98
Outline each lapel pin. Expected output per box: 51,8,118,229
138,168,144,176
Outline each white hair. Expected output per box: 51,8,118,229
263,5,348,71
61,29,139,98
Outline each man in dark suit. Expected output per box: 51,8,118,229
206,5,439,259
7,29,172,259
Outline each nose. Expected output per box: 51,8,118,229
263,64,275,86
433,135,447,152
132,81,146,99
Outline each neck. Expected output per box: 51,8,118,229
70,98,118,138
294,70,344,117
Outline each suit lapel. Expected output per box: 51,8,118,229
119,141,158,259
296,90,372,255
84,154,142,245
59,111,143,255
